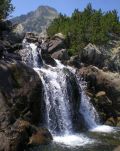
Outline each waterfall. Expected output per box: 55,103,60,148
35,66,73,134
21,41,100,135
67,67,100,129
79,80,100,129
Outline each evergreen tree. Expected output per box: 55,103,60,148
0,0,14,20
47,3,120,56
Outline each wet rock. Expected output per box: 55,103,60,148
95,91,112,106
78,66,120,122
0,119,52,151
105,117,117,126
63,68,82,131
116,117,120,127
51,49,69,62
28,127,53,145
41,51,57,67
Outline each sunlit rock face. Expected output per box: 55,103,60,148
11,6,58,33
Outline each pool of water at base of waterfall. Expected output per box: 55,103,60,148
26,126,120,151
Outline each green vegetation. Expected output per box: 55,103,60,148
0,0,14,20
47,3,120,55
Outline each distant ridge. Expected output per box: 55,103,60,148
11,5,58,33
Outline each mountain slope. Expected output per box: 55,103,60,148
11,6,58,33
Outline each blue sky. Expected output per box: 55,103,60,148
12,0,120,18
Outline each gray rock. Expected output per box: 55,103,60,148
80,43,104,67
78,66,120,120
48,33,66,54
51,49,69,61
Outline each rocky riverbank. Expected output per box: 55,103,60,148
1,19,120,150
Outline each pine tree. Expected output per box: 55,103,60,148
0,0,14,20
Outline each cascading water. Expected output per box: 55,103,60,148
79,80,100,129
22,39,43,67
35,66,73,134
21,40,115,148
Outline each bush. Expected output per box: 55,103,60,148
0,0,14,20
47,3,120,56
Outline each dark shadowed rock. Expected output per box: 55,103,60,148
28,127,53,145
0,60,47,151
80,43,105,67
25,32,39,43
67,55,82,68
63,68,84,131
109,47,120,72
0,20,12,32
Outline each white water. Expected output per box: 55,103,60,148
68,67,100,129
91,125,114,133
35,66,73,134
23,42,115,147
54,134,94,147
80,84,100,129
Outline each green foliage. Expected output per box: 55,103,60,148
0,0,14,20
47,3,120,56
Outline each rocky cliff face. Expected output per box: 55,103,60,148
0,21,53,151
11,6,58,34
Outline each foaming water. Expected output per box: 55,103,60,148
91,125,114,133
34,65,73,134
54,134,94,147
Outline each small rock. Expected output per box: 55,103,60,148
28,128,53,145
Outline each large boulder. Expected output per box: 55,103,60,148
51,49,69,62
0,60,47,150
0,119,53,151
80,43,105,67
48,33,66,54
25,32,39,43
0,20,25,57
78,65,120,123
109,47,120,72
28,127,53,145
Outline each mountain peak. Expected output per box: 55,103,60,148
37,5,58,12
11,6,58,33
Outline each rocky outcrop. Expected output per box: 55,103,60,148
80,43,105,67
0,20,25,60
51,49,69,62
78,65,120,123
47,33,69,63
28,127,53,145
0,119,53,151
0,60,51,151
48,33,66,54
11,6,58,33
109,46,120,72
